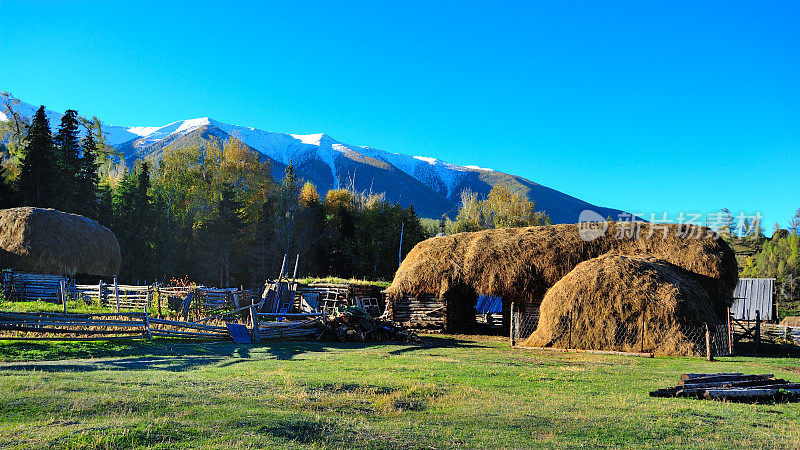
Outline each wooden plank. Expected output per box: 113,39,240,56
704,386,800,401
680,372,743,380
148,318,227,332
680,374,773,386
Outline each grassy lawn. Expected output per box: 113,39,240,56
0,299,115,315
0,336,798,448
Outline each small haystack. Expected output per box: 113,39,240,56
781,316,800,327
0,207,121,276
386,222,737,311
522,254,720,356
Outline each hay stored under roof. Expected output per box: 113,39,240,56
386,223,738,311
522,254,720,356
0,207,121,276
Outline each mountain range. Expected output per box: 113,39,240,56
0,93,629,222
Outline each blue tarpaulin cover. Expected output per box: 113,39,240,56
226,322,252,344
475,295,503,314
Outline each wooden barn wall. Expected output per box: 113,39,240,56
732,278,774,321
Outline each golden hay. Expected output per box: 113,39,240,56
0,207,121,276
781,316,800,327
386,222,738,312
521,254,719,356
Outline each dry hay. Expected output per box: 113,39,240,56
781,316,800,327
0,207,121,276
521,254,719,356
386,222,738,312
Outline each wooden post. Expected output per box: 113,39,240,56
144,300,153,340
99,280,106,307
754,310,761,354
640,309,646,353
705,323,714,361
509,302,516,347
156,285,162,317
114,276,120,313
250,305,261,343
60,277,67,314
727,306,732,355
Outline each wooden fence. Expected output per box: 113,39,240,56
0,311,151,340
8,273,64,302
74,282,151,310
0,310,328,342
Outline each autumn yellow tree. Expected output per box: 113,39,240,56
299,181,321,206
451,184,549,232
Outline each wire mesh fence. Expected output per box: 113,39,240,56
511,304,731,357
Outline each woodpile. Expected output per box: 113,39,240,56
255,315,324,340
650,373,800,402
387,296,445,330
385,294,476,333
324,306,419,343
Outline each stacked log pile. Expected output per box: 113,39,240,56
387,296,446,331
326,306,419,343
650,372,800,402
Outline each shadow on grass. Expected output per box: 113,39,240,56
388,335,491,355
0,334,486,372
727,342,800,359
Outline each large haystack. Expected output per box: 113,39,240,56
522,254,719,356
386,222,738,313
0,207,121,276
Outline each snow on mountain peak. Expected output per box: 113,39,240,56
290,133,328,146
464,165,494,172
413,156,439,165
0,91,493,203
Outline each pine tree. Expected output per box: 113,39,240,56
112,162,154,282
207,183,245,287
18,106,58,207
53,109,82,211
76,130,100,218
0,164,17,208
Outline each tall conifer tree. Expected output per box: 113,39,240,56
18,106,57,207
53,109,82,211
77,129,100,218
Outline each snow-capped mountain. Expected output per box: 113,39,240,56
0,93,628,222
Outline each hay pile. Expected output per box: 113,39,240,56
0,207,121,276
521,254,719,356
386,223,737,311
781,316,800,327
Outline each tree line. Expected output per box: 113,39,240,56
0,100,427,287
739,209,800,314
1,98,552,289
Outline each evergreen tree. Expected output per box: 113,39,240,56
205,183,245,287
112,162,154,282
76,130,100,218
18,106,58,207
0,164,17,208
53,109,82,211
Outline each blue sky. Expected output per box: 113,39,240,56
1,1,798,230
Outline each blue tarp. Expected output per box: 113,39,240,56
475,295,503,314
226,323,252,344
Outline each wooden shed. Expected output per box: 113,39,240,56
731,278,775,322
295,282,385,316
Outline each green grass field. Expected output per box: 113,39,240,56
0,335,798,449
